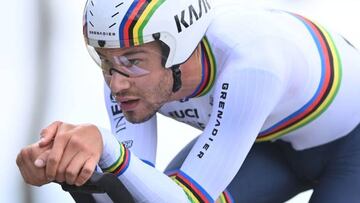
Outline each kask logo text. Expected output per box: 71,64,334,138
174,0,211,33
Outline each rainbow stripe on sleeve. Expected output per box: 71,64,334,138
166,170,234,203
217,190,234,203
256,13,342,142
167,170,214,202
187,37,217,98
119,0,165,47
102,143,131,176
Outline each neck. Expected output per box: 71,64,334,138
169,44,203,101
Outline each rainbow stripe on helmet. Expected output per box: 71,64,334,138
119,0,165,47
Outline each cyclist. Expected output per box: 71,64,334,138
17,0,360,202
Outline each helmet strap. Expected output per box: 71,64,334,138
152,33,181,92
171,65,182,92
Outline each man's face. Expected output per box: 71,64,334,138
96,42,173,123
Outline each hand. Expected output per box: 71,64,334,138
40,121,103,186
16,142,52,186
16,121,60,186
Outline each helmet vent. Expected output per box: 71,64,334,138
111,12,119,18
115,2,124,8
109,23,116,28
109,3,123,29
89,1,94,27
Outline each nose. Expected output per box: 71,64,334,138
109,71,131,94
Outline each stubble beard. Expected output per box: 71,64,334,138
123,74,173,124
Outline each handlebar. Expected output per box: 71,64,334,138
58,171,135,203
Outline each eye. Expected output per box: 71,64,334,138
127,59,140,66
116,56,140,67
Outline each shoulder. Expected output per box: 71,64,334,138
206,7,310,51
205,8,312,79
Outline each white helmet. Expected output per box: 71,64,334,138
83,0,213,68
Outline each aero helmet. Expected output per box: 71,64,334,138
83,0,214,68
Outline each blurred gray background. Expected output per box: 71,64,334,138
1,0,359,202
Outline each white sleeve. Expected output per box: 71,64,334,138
103,83,157,166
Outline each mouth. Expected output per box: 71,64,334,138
119,98,140,111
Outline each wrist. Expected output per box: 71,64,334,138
96,127,122,169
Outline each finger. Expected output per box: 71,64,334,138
34,150,51,168
75,158,97,186
17,153,31,182
39,121,62,147
55,148,79,183
18,164,33,185
26,162,49,186
65,152,90,185
17,150,48,186
45,132,69,181
17,147,33,168
16,151,25,168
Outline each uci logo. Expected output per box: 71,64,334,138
174,0,211,33
169,109,200,119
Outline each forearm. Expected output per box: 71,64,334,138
98,127,189,203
